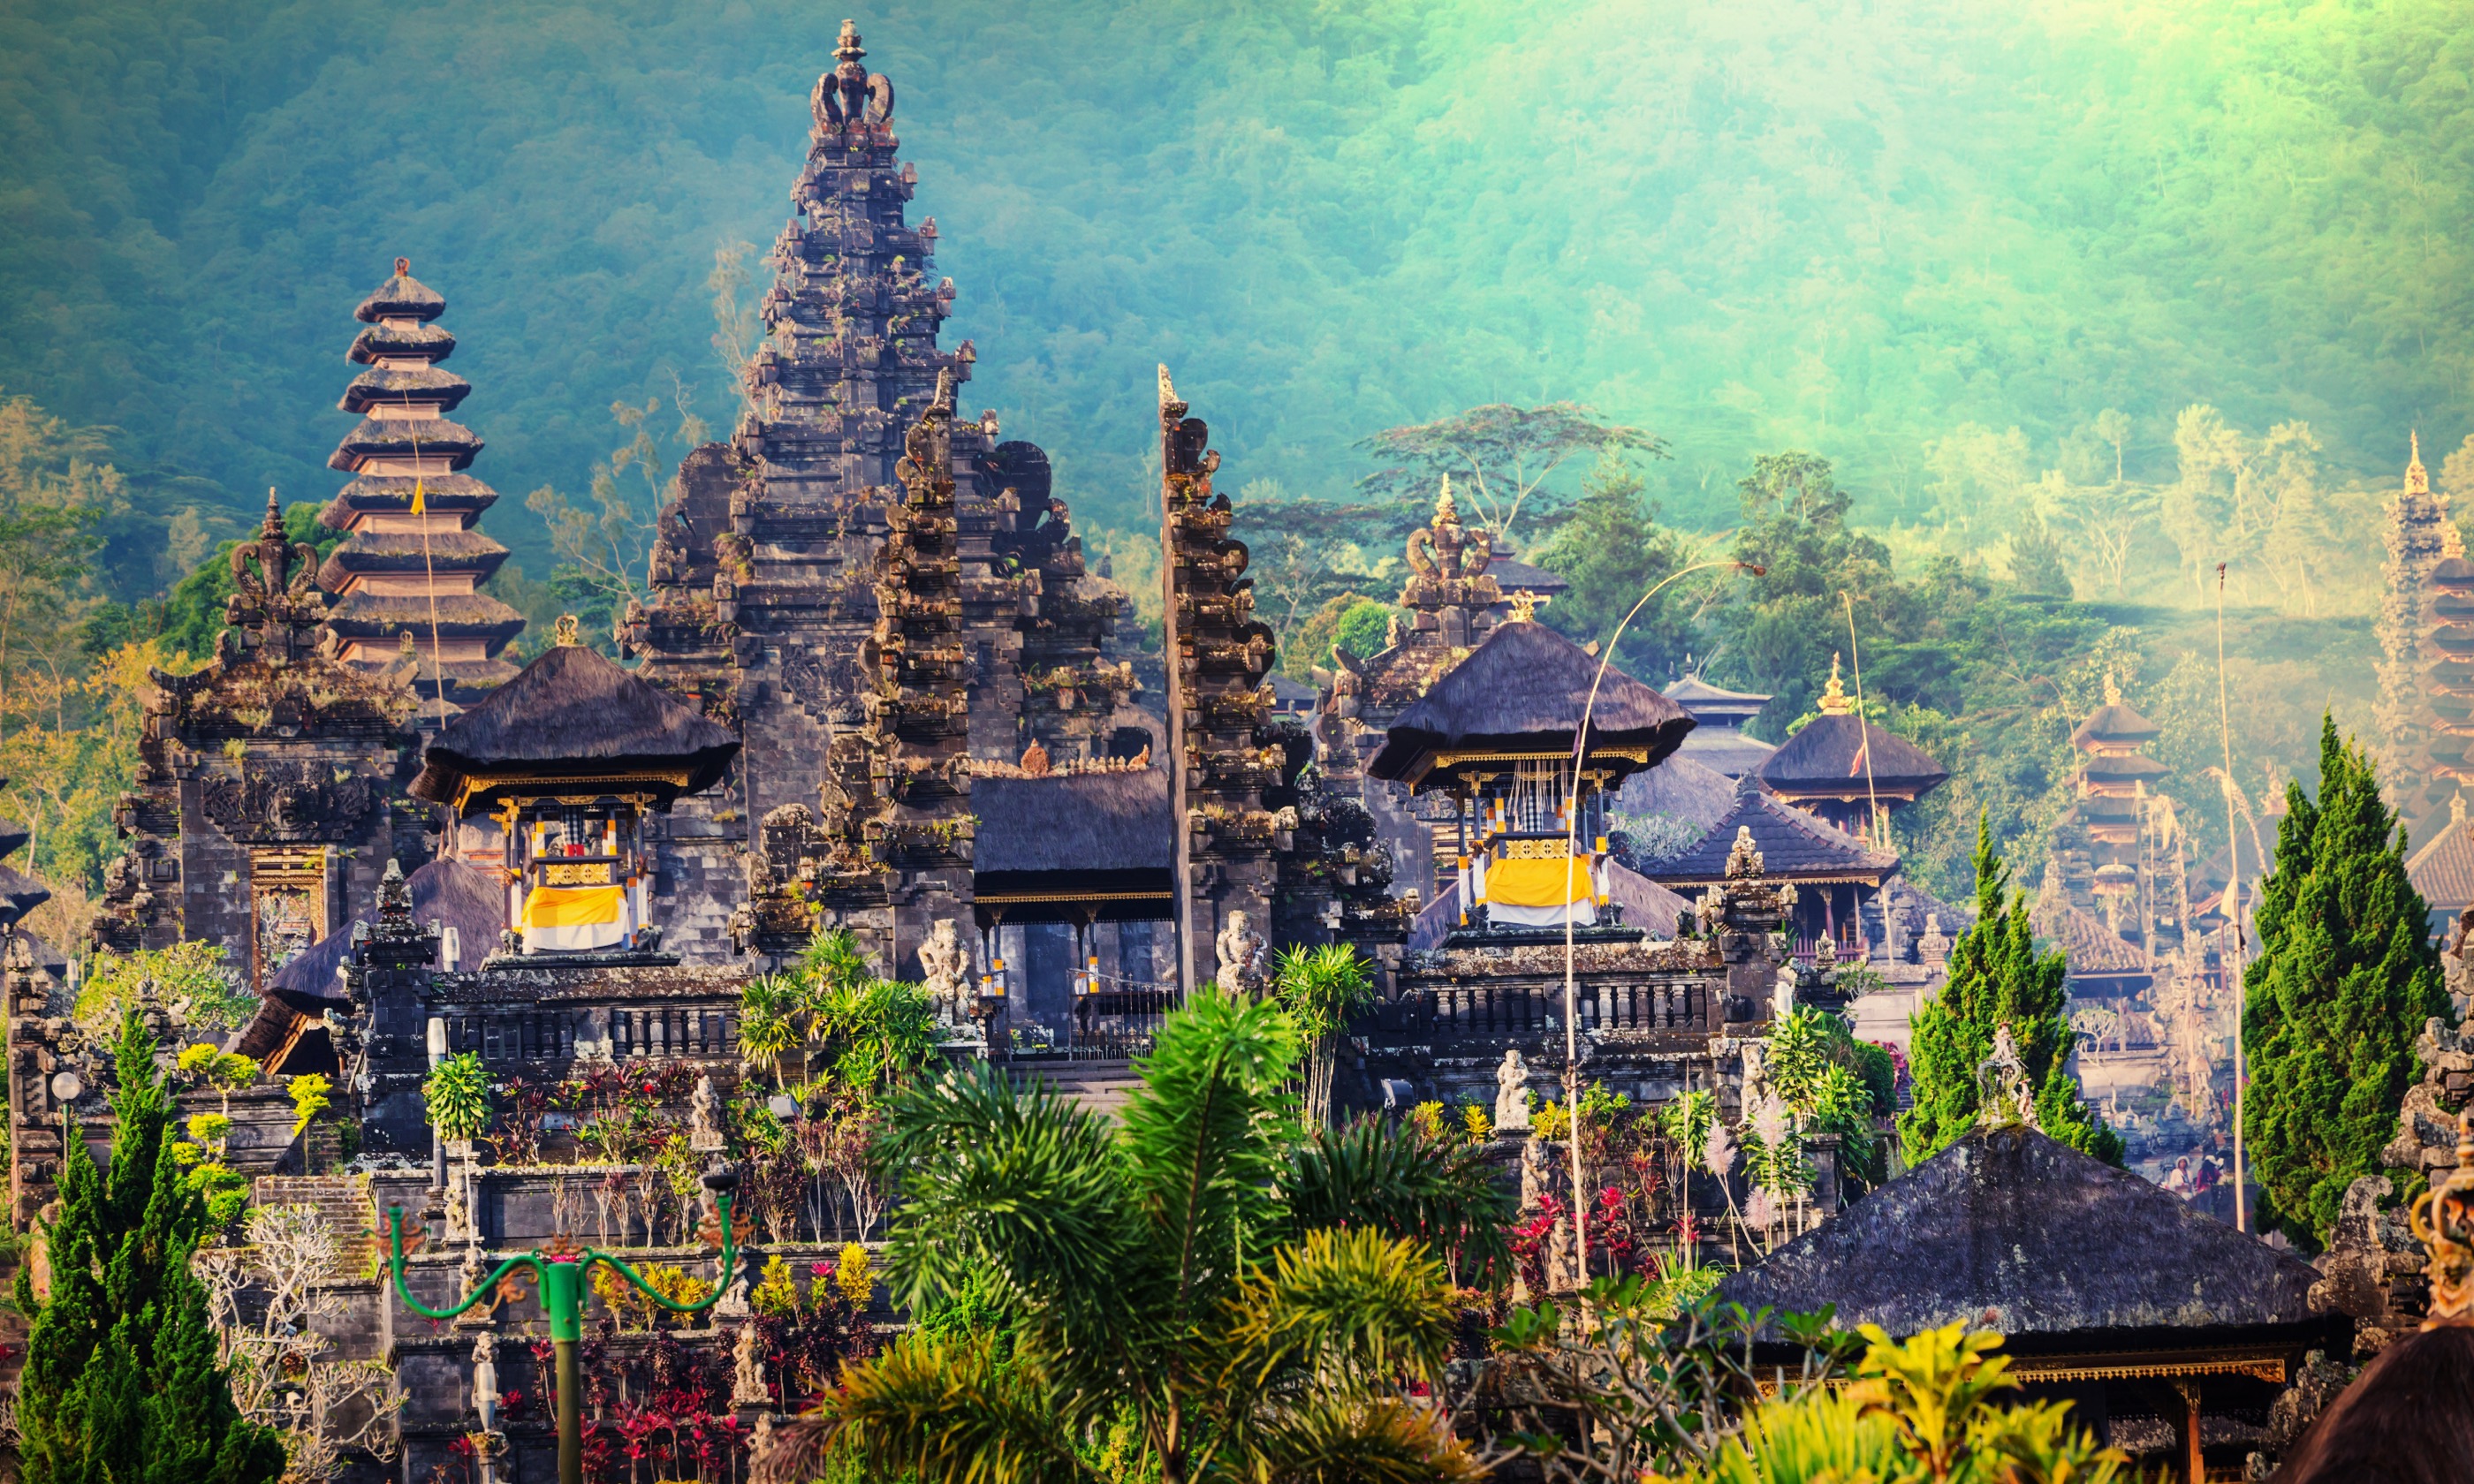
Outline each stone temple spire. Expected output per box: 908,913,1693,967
2378,432,2447,775
315,259,525,714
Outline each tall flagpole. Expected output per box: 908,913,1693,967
2216,563,2247,1233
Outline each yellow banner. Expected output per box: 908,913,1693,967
1485,852,1597,909
520,883,626,928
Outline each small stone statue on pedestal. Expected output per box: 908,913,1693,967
471,1333,500,1427
1494,1049,1532,1133
689,1073,726,1154
918,920,971,1027
732,1323,770,1408
1215,911,1267,997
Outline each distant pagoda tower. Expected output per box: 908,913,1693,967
2059,673,2167,938
316,258,526,714
2421,525,2474,801
2376,432,2445,774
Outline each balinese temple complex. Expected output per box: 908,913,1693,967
0,22,2402,1482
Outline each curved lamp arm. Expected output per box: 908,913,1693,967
579,1192,739,1314
386,1205,540,1321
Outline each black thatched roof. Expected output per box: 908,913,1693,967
1664,671,1771,721
1368,620,1694,787
1609,752,1737,830
411,643,740,806
0,863,51,928
349,321,454,365
2069,700,2161,748
2438,554,2474,591
323,590,527,645
328,415,482,473
1649,775,1898,886
320,473,500,528
340,365,470,415
319,529,510,587
356,265,447,323
0,814,29,861
972,770,1175,922
1759,713,1947,798
1485,556,1569,595
1719,1126,2321,1338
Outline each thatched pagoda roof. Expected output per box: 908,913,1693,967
1759,712,1947,799
1367,619,1693,789
319,473,500,526
355,263,447,323
328,414,482,473
318,528,511,587
1719,1126,2322,1339
348,321,454,365
1649,775,1897,887
970,769,1175,922
410,642,739,808
339,365,470,415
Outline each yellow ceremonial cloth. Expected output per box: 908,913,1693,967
1484,852,1597,908
520,884,626,928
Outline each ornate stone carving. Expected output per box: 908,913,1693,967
689,1073,727,1153
1214,910,1266,996
917,919,970,1026
1974,1025,2039,1131
198,760,378,844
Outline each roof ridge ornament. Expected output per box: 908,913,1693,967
1506,588,1538,624
2103,670,2121,707
554,613,581,647
2409,429,2432,496
1818,653,1854,715
812,19,895,132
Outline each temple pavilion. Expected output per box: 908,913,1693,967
1757,655,1947,844
318,259,527,711
1651,773,1900,960
1662,666,1776,778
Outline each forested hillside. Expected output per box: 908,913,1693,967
4,0,2470,583
0,0,2459,907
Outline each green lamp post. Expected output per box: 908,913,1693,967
386,1167,742,1484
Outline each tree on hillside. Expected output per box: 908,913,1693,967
1899,815,2122,1170
1531,452,1699,682
2243,716,2447,1248
1357,403,1665,548
17,1011,286,1484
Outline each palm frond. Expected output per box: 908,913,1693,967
1227,1227,1459,1390
753,1330,1087,1484
1277,1117,1514,1284
1119,989,1302,1320
1243,1393,1491,1484
877,1062,1146,1359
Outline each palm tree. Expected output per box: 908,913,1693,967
737,973,803,1086
1271,943,1379,1129
755,990,1497,1484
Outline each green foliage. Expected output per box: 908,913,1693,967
1532,453,1695,680
1328,597,1395,663
808,989,1484,1484
2244,716,2448,1248
285,1073,330,1139
1681,1322,2129,1483
17,1011,286,1484
1276,1115,1514,1287
1899,817,2121,1169
75,940,251,1035
422,1051,492,1142
739,929,940,1098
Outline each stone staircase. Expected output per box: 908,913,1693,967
1007,1057,1144,1119
249,1173,378,1275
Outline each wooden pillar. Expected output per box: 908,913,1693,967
2170,1378,2203,1483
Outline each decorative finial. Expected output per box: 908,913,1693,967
930,367,955,415
2409,430,2432,496
394,256,411,276
2410,1106,2474,1328
836,18,864,62
2455,792,2469,828
2103,670,2121,707
1157,364,1178,411
554,614,581,647
1506,588,1538,624
2447,518,2467,561
1020,739,1051,776
1435,473,1459,526
262,487,285,535
1818,653,1853,716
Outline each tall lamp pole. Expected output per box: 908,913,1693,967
386,1168,741,1484
1560,558,1760,1282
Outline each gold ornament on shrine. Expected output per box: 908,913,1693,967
2410,1106,2474,1329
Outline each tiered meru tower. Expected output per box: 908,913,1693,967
2377,433,2447,778
317,259,526,710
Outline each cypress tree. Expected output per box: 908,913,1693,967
2243,716,2447,1248
1899,815,2124,1169
17,1011,285,1484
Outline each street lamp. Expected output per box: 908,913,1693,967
1560,557,1760,1283
385,1166,742,1484
425,1016,450,1192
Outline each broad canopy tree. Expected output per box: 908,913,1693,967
1357,402,1666,548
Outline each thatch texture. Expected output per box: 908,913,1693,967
348,321,454,365
1609,752,1738,829
411,643,740,804
323,590,527,644
1650,775,1897,886
318,528,510,587
328,414,482,473
339,365,470,414
1719,1126,2320,1338
1758,713,1947,796
355,268,447,322
973,769,1172,876
319,473,499,527
2069,700,2161,748
1368,620,1693,784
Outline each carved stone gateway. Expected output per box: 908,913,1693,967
200,760,380,843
